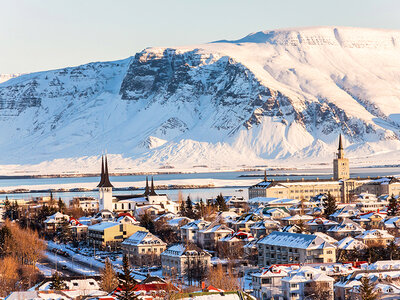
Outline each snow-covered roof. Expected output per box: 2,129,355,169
355,229,394,240
161,244,211,258
282,266,334,283
181,220,211,230
306,217,338,226
258,231,336,250
336,237,366,250
282,214,313,221
88,221,119,231
220,231,255,243
167,216,193,227
199,224,233,233
328,218,365,233
122,231,165,247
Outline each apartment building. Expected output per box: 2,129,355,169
88,221,146,249
257,231,336,267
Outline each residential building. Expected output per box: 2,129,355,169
121,231,166,266
305,217,338,233
161,244,211,277
231,213,263,232
327,218,365,238
251,265,290,299
257,231,336,266
250,220,281,238
69,197,99,213
281,266,334,300
180,220,211,244
355,229,394,246
43,212,69,233
197,224,234,250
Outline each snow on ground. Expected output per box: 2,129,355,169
1,27,400,174
182,294,240,300
44,251,98,276
0,178,261,193
36,262,55,276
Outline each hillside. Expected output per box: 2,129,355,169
1,26,400,174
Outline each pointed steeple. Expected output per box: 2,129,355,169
97,156,105,187
150,176,157,196
337,134,344,159
144,176,150,196
338,133,343,150
101,155,114,188
264,170,267,182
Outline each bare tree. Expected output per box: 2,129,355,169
206,264,239,291
100,258,119,293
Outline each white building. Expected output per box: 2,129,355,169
281,266,334,300
161,244,211,277
257,231,336,266
121,231,167,266
180,220,211,244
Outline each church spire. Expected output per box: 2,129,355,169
150,176,157,196
97,156,105,187
264,169,267,182
101,155,114,188
338,133,343,150
337,134,344,159
144,176,150,196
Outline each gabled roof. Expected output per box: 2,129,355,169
122,231,165,247
258,231,336,250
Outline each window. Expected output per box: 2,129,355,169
290,283,298,288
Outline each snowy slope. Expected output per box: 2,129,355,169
0,73,22,84
1,26,400,174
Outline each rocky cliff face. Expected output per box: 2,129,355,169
1,27,400,172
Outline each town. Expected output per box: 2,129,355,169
0,135,399,300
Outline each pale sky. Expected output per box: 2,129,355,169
1,0,400,74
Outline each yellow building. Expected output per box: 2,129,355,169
249,134,400,203
88,221,147,249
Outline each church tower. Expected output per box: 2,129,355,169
98,155,114,211
333,134,350,180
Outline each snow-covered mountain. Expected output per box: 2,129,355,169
0,73,22,84
1,26,400,174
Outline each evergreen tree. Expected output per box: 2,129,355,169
387,194,398,216
49,272,67,290
139,213,155,234
323,192,337,218
118,255,138,299
57,198,66,213
100,258,118,293
388,240,400,260
179,200,186,217
3,198,11,220
57,220,72,244
216,193,228,212
185,196,195,219
197,198,205,218
49,191,56,207
359,276,379,300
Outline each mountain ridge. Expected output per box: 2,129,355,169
1,26,400,174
